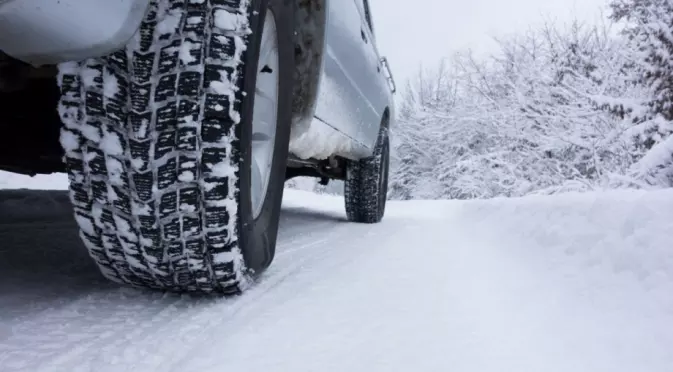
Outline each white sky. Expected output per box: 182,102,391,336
368,0,610,86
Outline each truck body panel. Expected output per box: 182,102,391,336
0,0,149,66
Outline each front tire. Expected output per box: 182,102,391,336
57,0,293,293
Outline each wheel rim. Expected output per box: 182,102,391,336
250,10,279,219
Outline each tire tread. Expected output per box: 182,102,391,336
57,0,252,293
345,126,389,224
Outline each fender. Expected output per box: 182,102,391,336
290,0,326,139
290,0,372,161
0,0,150,66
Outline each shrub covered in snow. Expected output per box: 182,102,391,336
390,1,673,200
609,0,673,186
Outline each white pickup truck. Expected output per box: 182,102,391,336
0,0,396,293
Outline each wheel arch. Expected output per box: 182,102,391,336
381,106,391,128
289,1,393,160
290,0,327,135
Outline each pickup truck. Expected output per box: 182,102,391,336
0,0,396,293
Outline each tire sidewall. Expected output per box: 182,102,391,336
237,0,294,273
378,131,390,219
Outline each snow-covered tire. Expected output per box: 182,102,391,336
344,122,390,224
56,0,294,293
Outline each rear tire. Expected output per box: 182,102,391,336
344,123,390,224
57,0,294,293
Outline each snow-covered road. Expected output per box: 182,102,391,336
1,178,672,372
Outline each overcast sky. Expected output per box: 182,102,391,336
368,0,610,86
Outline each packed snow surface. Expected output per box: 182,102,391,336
0,173,672,372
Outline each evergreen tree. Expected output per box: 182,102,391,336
610,0,673,185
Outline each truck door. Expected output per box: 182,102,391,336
355,0,390,147
314,0,380,148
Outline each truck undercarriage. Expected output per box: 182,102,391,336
0,53,348,181
0,54,63,175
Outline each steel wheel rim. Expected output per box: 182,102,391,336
250,10,279,219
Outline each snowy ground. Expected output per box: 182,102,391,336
0,172,672,372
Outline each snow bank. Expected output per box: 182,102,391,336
460,189,673,295
455,189,673,372
0,171,68,190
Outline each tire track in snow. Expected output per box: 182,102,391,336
0,190,368,371
87,220,384,372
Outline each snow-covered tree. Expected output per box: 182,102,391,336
389,61,464,199
610,0,673,186
390,18,650,200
